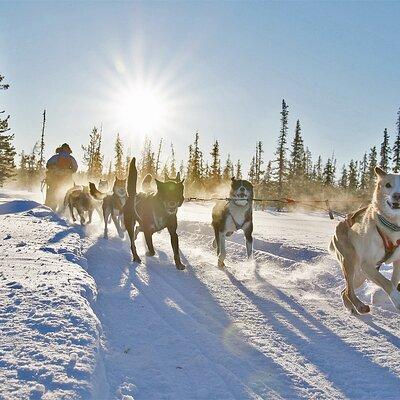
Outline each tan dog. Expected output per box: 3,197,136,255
64,185,100,225
329,166,400,314
89,178,127,239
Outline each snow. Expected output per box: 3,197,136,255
1,190,400,399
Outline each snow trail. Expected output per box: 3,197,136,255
82,202,400,399
2,192,400,399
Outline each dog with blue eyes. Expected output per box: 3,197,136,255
123,158,186,270
212,177,254,268
330,166,400,314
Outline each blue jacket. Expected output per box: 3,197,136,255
46,151,78,173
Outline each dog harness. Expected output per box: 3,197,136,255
227,199,252,230
347,207,400,266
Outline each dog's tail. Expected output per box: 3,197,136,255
127,157,137,198
89,182,108,200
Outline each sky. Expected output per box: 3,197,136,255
1,1,400,172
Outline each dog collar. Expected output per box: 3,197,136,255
377,213,400,232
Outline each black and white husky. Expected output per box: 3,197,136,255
212,178,254,267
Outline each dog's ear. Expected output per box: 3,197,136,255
165,175,171,182
180,178,185,184
231,176,236,182
375,166,387,177
155,179,163,190
175,172,181,182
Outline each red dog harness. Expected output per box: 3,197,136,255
346,207,400,266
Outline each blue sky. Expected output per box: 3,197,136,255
1,1,400,171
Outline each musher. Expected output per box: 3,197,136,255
45,143,78,211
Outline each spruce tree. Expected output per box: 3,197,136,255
114,133,125,178
359,152,368,190
38,109,46,170
248,156,256,183
347,159,358,190
339,165,348,188
264,161,272,184
289,119,305,180
155,138,163,177
187,132,203,184
139,137,156,178
275,99,289,196
367,146,378,186
210,140,221,182
323,158,335,186
222,154,234,181
82,126,103,179
380,128,391,171
170,143,177,177
393,108,400,173
315,155,323,182
303,147,312,179
0,75,16,186
235,159,242,179
255,141,264,183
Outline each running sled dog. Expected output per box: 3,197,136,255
329,166,400,314
63,184,101,225
89,178,127,238
212,177,254,268
124,158,186,270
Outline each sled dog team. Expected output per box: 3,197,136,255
64,158,254,271
63,160,400,314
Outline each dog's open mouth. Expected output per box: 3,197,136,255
387,200,400,210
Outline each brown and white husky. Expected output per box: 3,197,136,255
89,178,127,238
329,166,400,314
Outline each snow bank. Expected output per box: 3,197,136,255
0,192,103,399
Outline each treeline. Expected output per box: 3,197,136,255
63,98,400,204
4,77,400,208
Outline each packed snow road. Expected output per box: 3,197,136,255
1,191,400,399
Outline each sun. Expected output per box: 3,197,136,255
114,84,168,135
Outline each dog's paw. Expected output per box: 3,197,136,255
356,304,371,314
146,251,155,257
132,255,141,264
218,259,225,268
175,262,186,270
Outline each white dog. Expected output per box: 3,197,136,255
329,166,400,314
